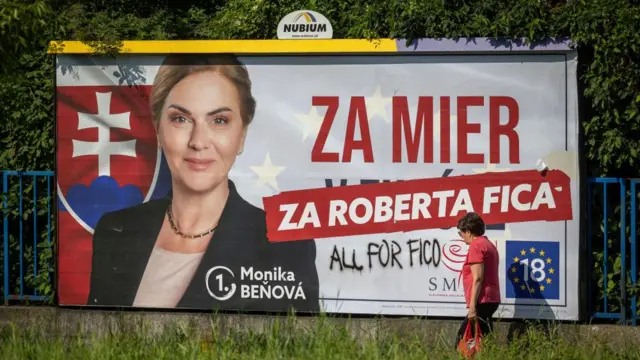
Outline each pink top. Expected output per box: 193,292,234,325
132,246,205,308
461,236,501,307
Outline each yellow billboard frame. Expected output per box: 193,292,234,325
48,40,397,54
48,39,573,55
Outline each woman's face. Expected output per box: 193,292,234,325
458,229,473,244
158,71,247,194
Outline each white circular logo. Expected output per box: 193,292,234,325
205,266,237,301
276,10,333,39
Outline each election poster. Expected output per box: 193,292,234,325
55,43,580,320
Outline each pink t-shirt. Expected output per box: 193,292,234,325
462,236,501,307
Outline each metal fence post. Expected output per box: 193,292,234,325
619,178,627,325
630,179,638,326
2,172,8,306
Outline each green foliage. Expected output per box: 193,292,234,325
0,0,53,75
563,1,640,175
0,0,639,317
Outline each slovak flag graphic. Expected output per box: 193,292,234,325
56,85,171,304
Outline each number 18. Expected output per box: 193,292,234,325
520,258,546,282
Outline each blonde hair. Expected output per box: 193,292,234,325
149,54,256,128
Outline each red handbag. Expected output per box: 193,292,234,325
457,320,483,358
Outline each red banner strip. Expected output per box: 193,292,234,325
263,170,573,243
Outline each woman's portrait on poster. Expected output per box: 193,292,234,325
86,54,320,313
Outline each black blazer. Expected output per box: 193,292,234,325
87,180,320,313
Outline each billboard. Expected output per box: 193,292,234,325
55,39,580,320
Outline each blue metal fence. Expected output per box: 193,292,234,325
0,172,638,325
1,170,54,305
586,177,639,326
630,179,639,326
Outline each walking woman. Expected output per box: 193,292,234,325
456,212,501,346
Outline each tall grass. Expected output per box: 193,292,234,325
0,314,638,360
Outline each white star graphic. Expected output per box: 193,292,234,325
295,106,325,141
249,153,286,192
365,86,392,123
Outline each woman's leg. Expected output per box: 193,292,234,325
476,303,500,338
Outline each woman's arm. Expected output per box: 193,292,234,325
469,262,485,317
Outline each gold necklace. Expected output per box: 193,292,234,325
166,203,217,239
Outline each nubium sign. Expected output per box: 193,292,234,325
51,38,581,321
277,10,334,39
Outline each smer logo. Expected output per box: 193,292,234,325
277,10,333,39
205,266,307,301
441,239,469,288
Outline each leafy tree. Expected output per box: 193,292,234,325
0,1,53,74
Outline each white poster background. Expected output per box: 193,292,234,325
56,52,580,320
